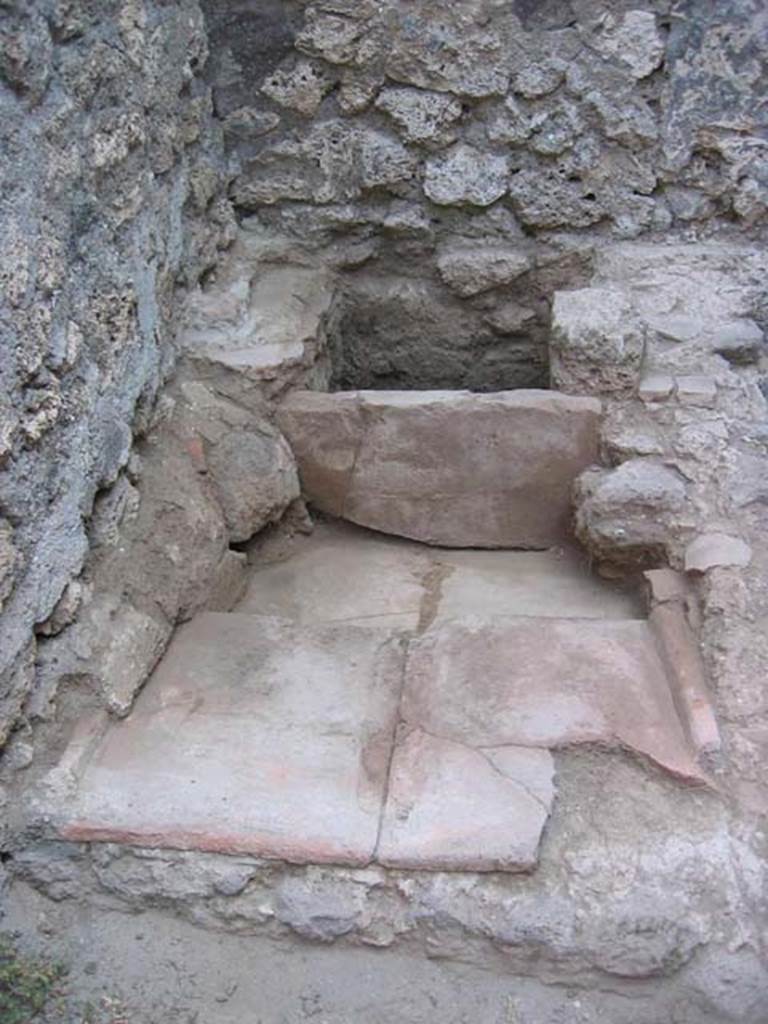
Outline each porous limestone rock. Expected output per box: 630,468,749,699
508,169,607,229
0,521,20,612
234,122,416,207
486,94,534,145
512,60,565,99
423,145,508,208
374,87,462,147
586,10,665,81
436,244,532,297
551,287,647,395
384,12,510,98
0,0,229,745
261,60,332,116
295,8,369,66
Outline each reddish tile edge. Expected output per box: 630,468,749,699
649,603,721,755
59,822,373,868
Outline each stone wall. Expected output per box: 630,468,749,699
0,1,234,748
2,0,766,753
201,0,768,390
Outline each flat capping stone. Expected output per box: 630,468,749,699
335,388,601,412
277,388,602,549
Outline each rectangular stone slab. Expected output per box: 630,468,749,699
276,389,602,549
49,613,406,866
377,729,555,872
400,616,705,782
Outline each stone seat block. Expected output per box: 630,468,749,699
276,389,602,548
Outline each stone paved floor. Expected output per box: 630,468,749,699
43,520,706,872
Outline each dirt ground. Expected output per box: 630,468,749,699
2,879,748,1024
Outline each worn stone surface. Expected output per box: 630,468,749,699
378,730,554,872
43,613,406,866
676,375,717,408
277,389,601,548
180,243,339,401
401,617,705,782
239,520,428,630
38,544,702,877
238,519,644,627
639,373,674,403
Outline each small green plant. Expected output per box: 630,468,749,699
0,932,65,1024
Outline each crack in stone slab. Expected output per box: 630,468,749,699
371,634,411,864
416,561,454,634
